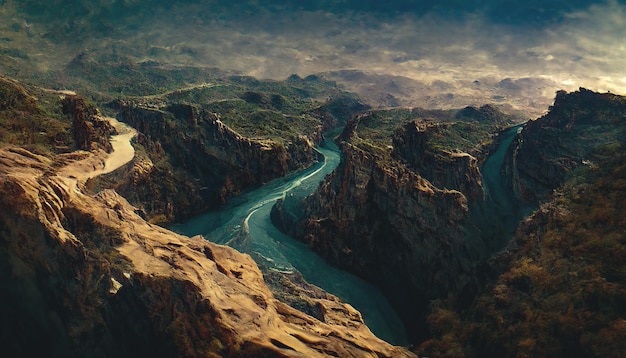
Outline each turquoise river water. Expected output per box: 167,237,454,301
171,124,529,347
171,139,408,345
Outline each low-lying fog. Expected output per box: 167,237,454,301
3,0,626,116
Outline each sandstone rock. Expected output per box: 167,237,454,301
62,95,115,152
0,146,414,357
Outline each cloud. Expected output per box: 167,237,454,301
91,1,616,114
6,0,626,115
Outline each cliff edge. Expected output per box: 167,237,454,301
0,93,413,357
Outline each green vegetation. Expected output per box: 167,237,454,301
424,121,498,154
351,104,515,158
84,72,365,224
418,90,626,358
0,78,73,153
421,150,626,357
121,73,358,143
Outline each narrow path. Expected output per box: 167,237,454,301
100,117,137,176
57,116,137,182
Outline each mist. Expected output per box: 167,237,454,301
4,0,626,116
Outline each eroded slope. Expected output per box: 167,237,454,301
0,118,413,358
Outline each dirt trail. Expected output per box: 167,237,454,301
57,117,137,182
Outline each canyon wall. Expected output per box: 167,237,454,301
274,106,515,340
93,102,321,224
421,88,626,357
505,88,626,203
0,142,413,358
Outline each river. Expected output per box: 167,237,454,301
480,124,535,243
170,123,532,347
171,138,408,346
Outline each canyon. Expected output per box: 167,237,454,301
1,1,625,356
2,47,625,357
0,86,414,357
1,3,625,351
272,104,522,340
273,88,626,356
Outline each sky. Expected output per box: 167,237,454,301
5,0,626,116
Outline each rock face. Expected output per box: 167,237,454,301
420,89,626,357
62,95,115,152
392,121,485,202
301,143,471,336
273,105,518,342
0,145,414,357
275,114,490,340
505,88,626,203
100,102,321,223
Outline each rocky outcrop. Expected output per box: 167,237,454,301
273,106,520,342
420,138,626,358
278,131,479,340
99,101,321,223
505,88,626,202
0,145,414,357
392,121,485,201
62,95,115,152
414,89,626,357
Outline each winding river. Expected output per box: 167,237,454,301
171,139,408,346
170,123,531,347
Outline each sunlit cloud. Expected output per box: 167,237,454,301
135,1,621,114
5,0,625,117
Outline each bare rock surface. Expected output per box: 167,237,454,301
0,119,414,357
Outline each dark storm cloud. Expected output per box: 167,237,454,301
214,0,624,26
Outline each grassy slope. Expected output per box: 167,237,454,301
351,104,515,161
0,77,73,153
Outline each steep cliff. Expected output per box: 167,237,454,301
421,95,626,356
273,106,516,341
413,88,626,357
62,95,115,152
85,75,368,224
392,121,485,201
0,143,414,357
505,88,626,203
115,102,318,222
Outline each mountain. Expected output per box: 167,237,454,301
422,88,626,357
274,88,626,356
0,78,412,357
272,104,521,341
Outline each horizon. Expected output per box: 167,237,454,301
2,0,626,115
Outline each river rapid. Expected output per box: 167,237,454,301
171,138,409,345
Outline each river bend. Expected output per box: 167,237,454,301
171,139,408,345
